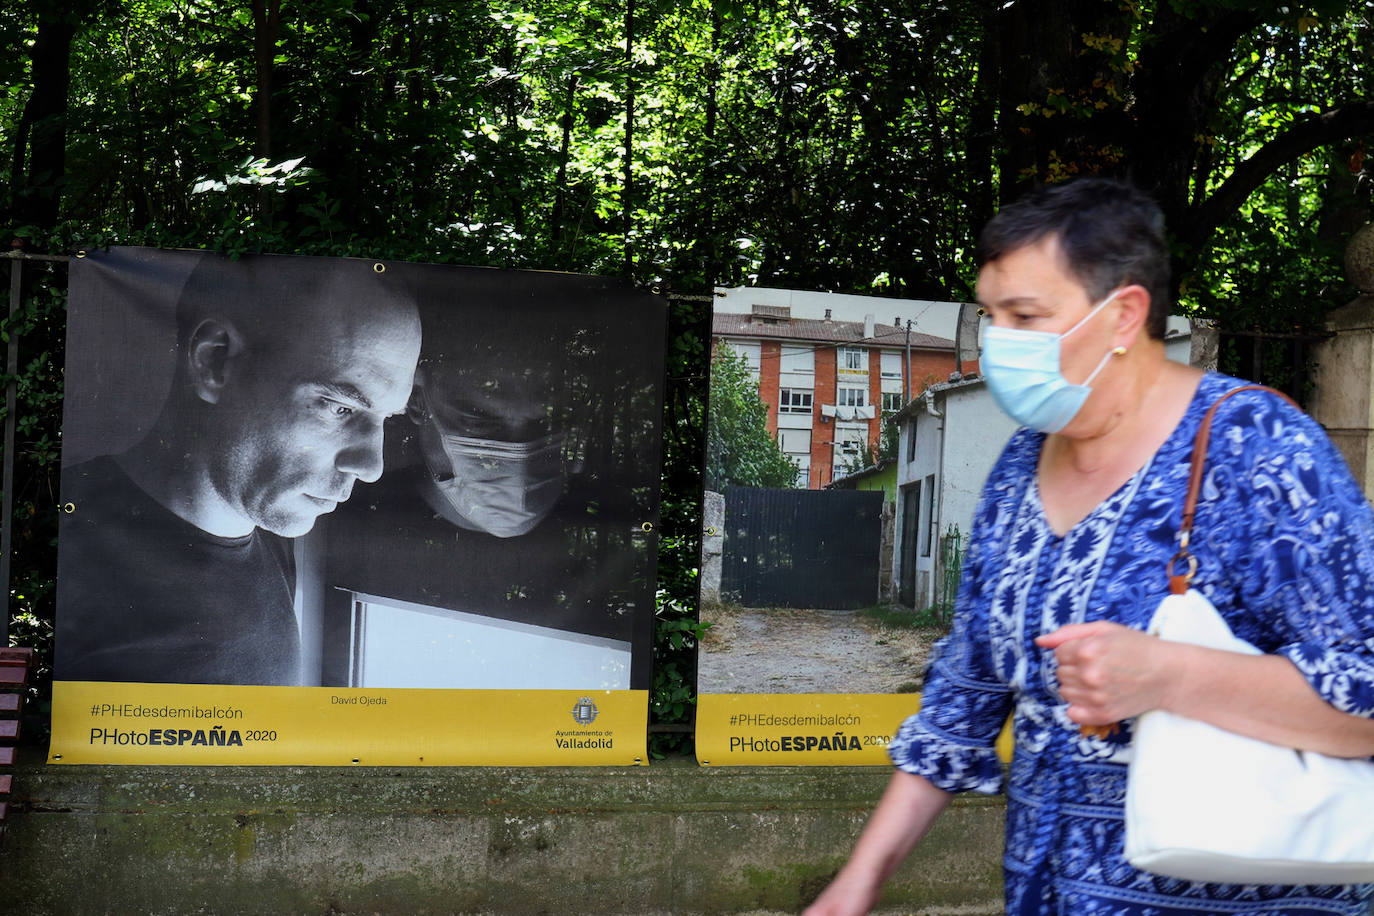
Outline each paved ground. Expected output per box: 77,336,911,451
698,604,940,694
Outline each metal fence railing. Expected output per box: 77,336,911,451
936,524,964,628
2,250,69,642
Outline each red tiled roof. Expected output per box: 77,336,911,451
712,312,954,350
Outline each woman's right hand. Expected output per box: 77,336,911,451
800,868,881,916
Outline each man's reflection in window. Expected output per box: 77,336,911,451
408,355,571,538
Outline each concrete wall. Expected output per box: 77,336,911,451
0,752,1005,915
1310,295,1374,499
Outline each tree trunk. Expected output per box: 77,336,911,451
10,8,77,241
1128,4,1259,257
995,0,1130,199
320,0,378,231
550,74,579,257
967,0,1000,233
251,0,283,161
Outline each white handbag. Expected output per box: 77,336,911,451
1125,587,1374,884
1123,385,1374,885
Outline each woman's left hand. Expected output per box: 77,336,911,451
1035,621,1177,725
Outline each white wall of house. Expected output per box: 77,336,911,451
933,384,1019,551
895,397,951,611
1163,321,1191,362
895,380,1010,611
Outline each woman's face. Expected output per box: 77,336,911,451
979,236,1120,368
977,234,1136,435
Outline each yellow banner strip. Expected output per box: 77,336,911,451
51,682,648,766
696,693,1012,766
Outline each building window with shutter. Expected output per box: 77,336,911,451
838,346,865,371
778,388,813,413
837,386,866,408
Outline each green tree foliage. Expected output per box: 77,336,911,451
991,0,1374,321
3,1,1369,282
650,291,711,754
705,345,797,491
1186,11,1374,333
880,412,900,462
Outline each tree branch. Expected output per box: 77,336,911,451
1186,100,1374,255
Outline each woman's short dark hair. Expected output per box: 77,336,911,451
974,178,1171,340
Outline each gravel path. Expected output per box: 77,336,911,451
698,604,940,694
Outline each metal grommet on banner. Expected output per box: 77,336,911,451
705,526,718,537
76,251,87,259
640,522,654,533
976,306,986,317
63,502,75,514
650,285,662,296
351,757,361,764
372,263,386,274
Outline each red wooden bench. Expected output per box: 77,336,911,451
0,648,34,845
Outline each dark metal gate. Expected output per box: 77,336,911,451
1215,325,1328,406
721,486,883,609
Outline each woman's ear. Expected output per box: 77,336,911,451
1111,284,1151,349
186,317,245,404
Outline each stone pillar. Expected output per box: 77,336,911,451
1310,223,1374,501
1189,318,1219,371
699,490,725,604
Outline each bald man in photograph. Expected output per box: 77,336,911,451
55,254,422,686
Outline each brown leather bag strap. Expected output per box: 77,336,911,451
1168,384,1299,594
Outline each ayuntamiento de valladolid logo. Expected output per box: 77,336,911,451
571,697,598,726
557,697,612,749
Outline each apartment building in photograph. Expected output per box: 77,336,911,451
713,296,966,489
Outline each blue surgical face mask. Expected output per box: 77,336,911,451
980,289,1121,433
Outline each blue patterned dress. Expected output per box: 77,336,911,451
889,373,1374,915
